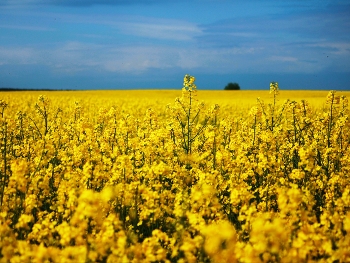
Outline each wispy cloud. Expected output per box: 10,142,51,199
0,24,54,31
116,20,202,41
195,3,350,73
1,0,349,89
0,0,176,7
0,41,277,77
305,42,350,56
270,56,298,62
0,46,36,65
1,8,202,43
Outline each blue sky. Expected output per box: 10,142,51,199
0,0,349,90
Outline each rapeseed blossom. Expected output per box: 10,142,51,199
0,76,349,262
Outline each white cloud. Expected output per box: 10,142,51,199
0,47,36,64
0,0,41,6
0,24,54,31
270,56,298,62
0,0,175,6
0,35,348,78
117,20,202,41
305,42,350,55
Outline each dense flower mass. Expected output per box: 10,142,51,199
0,76,350,262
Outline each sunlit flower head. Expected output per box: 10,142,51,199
270,81,279,95
183,74,197,92
249,106,262,117
326,90,340,105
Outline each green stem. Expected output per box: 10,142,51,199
0,122,7,207
253,115,257,146
327,97,334,148
187,91,192,155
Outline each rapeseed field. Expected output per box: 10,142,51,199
0,75,349,262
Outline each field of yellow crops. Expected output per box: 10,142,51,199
1,75,350,263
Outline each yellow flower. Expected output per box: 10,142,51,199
326,90,340,105
269,81,279,95
344,213,350,232
15,214,34,230
290,169,305,180
202,220,236,262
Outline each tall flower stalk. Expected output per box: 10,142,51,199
269,81,279,131
169,74,211,156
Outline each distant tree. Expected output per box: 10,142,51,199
224,82,240,90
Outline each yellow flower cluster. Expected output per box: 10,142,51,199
0,78,350,262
